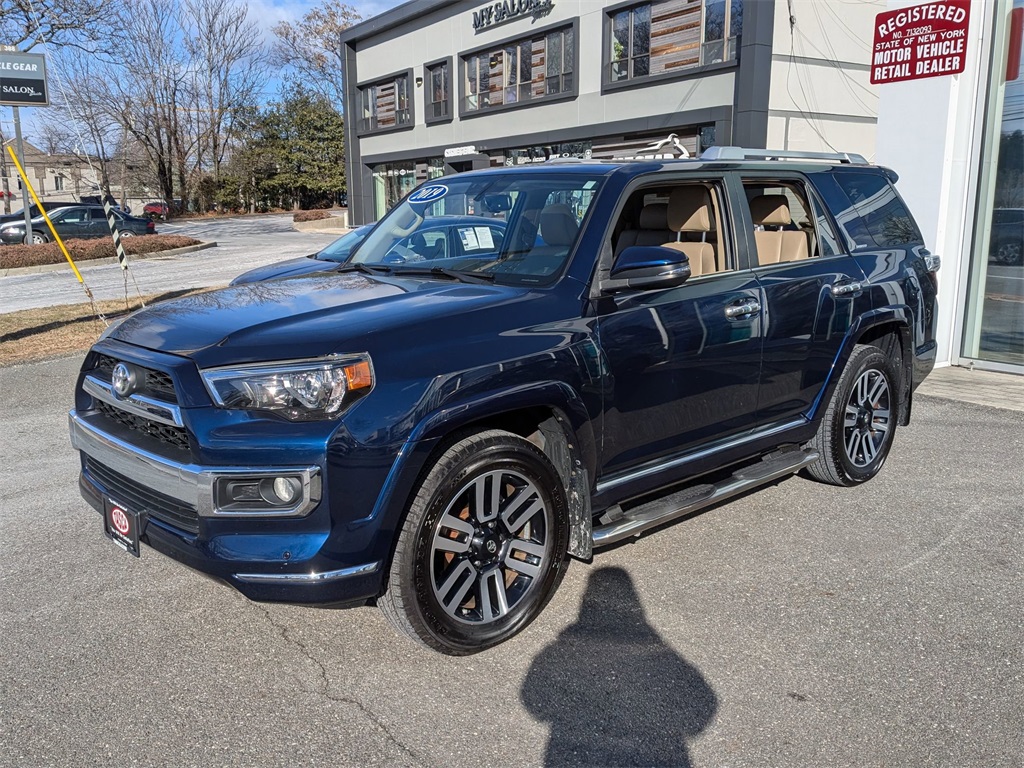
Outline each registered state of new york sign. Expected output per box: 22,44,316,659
871,0,971,85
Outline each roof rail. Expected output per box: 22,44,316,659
700,146,869,165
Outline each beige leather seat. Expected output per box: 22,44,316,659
749,194,809,265
661,186,716,278
614,202,674,257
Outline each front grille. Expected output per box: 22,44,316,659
93,353,178,403
84,456,199,534
96,400,191,452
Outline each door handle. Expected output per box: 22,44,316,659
831,281,864,297
725,301,761,318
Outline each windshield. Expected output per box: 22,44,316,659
316,225,371,262
349,172,604,284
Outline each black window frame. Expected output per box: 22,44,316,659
458,18,579,120
423,57,453,126
601,0,741,95
356,68,415,138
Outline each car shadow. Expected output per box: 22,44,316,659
521,566,718,767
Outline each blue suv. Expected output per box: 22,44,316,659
70,147,939,654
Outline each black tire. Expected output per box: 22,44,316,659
26,231,48,245
806,343,899,486
380,429,570,655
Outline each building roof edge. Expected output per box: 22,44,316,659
340,0,459,45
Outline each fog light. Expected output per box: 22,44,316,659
259,476,301,505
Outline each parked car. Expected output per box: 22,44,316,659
990,208,1023,265
0,201,67,228
231,217,508,284
0,205,155,244
231,223,376,284
143,201,170,220
69,146,939,655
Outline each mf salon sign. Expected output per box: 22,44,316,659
0,50,48,106
473,0,554,32
870,0,970,85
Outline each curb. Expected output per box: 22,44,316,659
0,241,217,278
292,216,349,232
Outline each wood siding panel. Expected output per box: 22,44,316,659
650,0,701,75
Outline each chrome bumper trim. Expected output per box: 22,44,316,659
83,373,184,428
233,561,381,584
69,410,321,518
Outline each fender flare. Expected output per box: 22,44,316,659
367,380,598,569
809,307,913,425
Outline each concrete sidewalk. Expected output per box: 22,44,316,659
916,364,1023,412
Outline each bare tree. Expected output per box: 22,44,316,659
0,0,113,51
271,0,360,107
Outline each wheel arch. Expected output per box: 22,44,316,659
811,309,913,427
372,381,597,587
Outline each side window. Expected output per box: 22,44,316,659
611,181,730,278
808,193,842,258
56,208,88,224
743,180,824,266
830,171,923,248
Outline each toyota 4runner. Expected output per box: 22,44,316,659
69,146,939,654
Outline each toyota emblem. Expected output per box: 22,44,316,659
111,363,136,398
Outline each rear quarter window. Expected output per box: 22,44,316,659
814,171,923,250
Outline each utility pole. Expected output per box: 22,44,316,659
0,128,11,215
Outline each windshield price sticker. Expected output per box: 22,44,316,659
409,185,449,204
870,0,970,85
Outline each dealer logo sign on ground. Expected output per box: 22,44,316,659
871,0,970,85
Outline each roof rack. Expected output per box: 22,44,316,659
699,146,869,165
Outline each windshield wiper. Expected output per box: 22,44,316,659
336,262,392,275
392,266,495,284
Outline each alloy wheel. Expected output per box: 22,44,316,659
843,368,891,467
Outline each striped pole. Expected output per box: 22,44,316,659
102,194,129,270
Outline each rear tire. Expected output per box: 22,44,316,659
806,344,899,486
380,430,570,655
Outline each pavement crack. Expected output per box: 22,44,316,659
252,603,426,767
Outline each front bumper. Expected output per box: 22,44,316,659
70,410,383,604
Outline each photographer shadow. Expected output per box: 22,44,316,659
521,567,717,767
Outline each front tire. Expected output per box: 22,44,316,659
806,344,899,486
26,231,48,245
380,430,570,655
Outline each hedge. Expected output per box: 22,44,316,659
0,235,204,269
293,209,332,223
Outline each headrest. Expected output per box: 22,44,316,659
749,194,792,227
667,187,712,233
539,204,579,247
638,202,669,230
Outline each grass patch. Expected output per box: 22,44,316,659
1,234,203,269
0,288,217,367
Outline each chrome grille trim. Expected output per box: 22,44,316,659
84,374,184,427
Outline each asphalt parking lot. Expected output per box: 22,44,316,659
0,354,1020,768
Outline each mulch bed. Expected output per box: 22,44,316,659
1,235,203,269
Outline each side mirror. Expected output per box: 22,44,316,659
607,246,692,291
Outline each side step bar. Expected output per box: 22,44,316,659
592,448,819,548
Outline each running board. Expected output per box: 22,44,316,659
592,448,819,547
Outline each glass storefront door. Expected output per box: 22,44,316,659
963,2,1024,368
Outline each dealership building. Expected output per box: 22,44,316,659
341,0,1024,373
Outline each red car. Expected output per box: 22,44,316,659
143,201,169,220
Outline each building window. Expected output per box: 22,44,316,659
359,71,412,134
607,0,742,85
610,4,650,81
426,60,451,122
463,25,574,113
54,174,65,191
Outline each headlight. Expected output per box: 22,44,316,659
200,355,373,420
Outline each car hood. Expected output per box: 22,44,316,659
108,272,533,367
231,256,337,284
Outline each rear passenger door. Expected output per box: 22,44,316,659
738,173,870,425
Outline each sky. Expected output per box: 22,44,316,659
1,0,409,146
